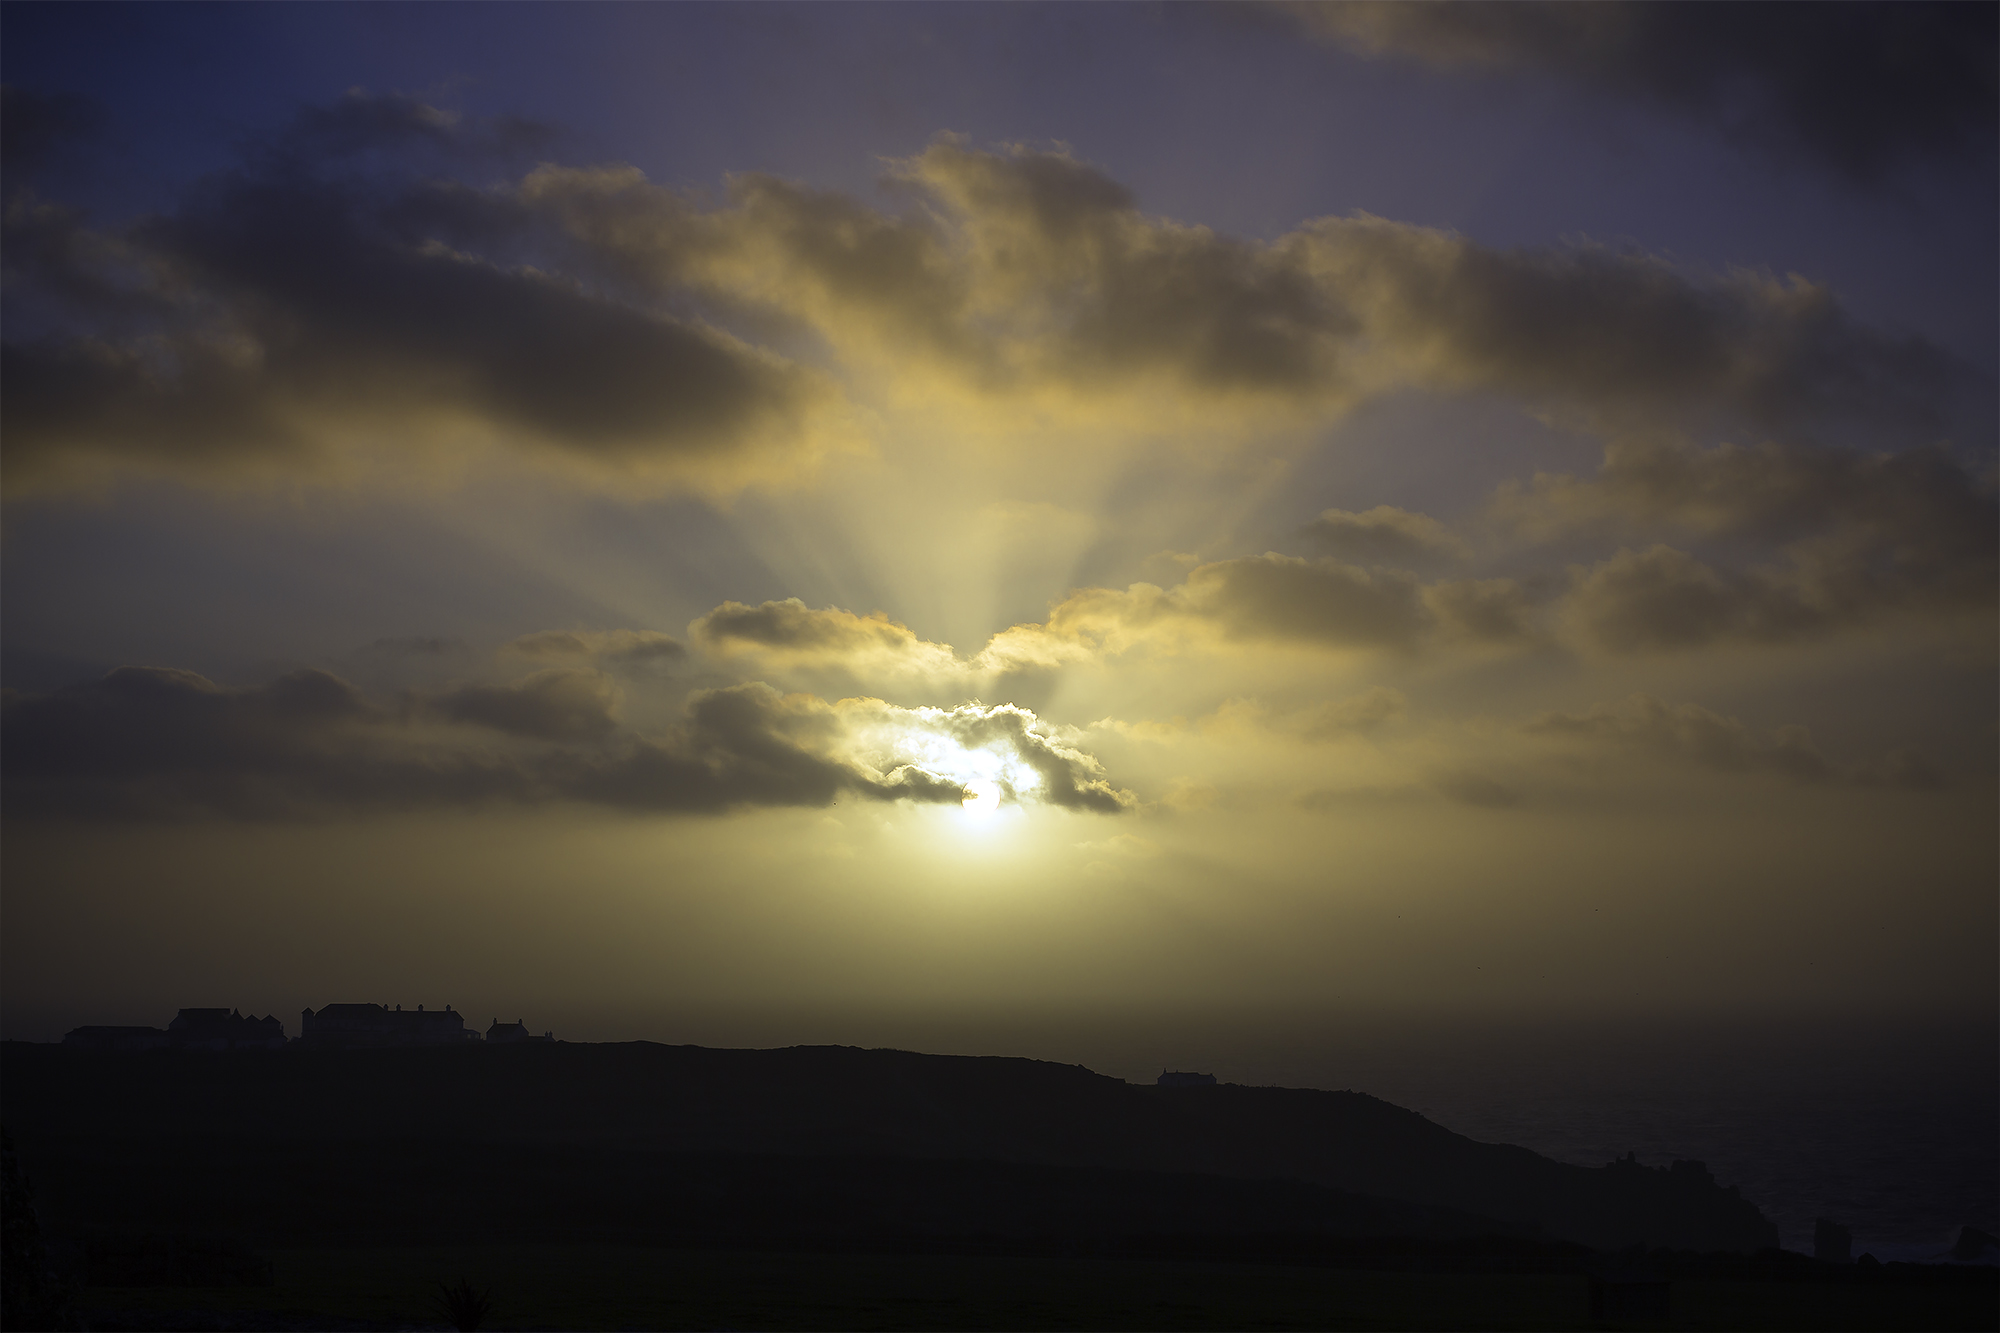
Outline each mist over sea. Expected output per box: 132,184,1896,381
1159,1016,1999,1261
664,1009,1997,1262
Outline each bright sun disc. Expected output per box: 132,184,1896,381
961,779,1000,816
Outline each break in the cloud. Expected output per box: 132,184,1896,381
0,667,1131,820
1278,1,2000,182
6,94,1973,496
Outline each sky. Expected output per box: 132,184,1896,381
3,2,1995,1062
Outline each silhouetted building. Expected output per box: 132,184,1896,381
1157,1070,1217,1087
1815,1217,1852,1263
486,1019,555,1044
167,1008,286,1052
61,1025,169,1052
298,1003,475,1048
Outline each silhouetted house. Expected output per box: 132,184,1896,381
166,1008,287,1051
1156,1070,1218,1087
298,1003,476,1048
61,1025,169,1052
486,1019,555,1044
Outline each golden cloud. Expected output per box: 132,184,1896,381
7,99,1968,495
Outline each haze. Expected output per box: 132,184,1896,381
4,3,1994,1072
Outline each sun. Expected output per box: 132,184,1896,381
960,778,1001,817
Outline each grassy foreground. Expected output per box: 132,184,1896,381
78,1244,1998,1331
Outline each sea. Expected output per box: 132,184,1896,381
1175,1016,1999,1262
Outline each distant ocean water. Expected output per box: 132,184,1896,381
1222,1018,1998,1261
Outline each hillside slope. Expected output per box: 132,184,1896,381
0,1041,1777,1252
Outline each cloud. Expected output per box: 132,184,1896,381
1,92,859,496
1422,578,1538,644
1498,438,1997,549
979,554,1438,669
566,683,970,814
0,665,511,819
363,636,466,657
1525,693,1837,783
531,138,1961,447
502,629,686,665
1,85,104,189
1523,693,1946,791
1564,545,1818,653
1,667,1130,820
690,599,961,679
1277,1,1999,182
1427,770,1521,809
916,702,1132,813
1564,524,1995,655
1304,506,1466,568
1485,438,1998,653
1287,217,1957,442
1300,686,1406,739
10,95,1975,511
424,669,622,743
9,103,1972,497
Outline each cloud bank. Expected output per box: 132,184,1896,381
5,96,1975,497
1279,1,1999,182
1,667,1131,821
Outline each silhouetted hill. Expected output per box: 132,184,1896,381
0,1041,1777,1253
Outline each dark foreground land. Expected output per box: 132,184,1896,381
4,1041,1993,1331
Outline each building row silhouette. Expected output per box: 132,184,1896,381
62,1005,556,1050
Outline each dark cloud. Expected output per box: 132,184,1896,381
1427,771,1521,810
1,93,848,494
0,666,525,819
1491,438,1998,652
1296,218,1959,443
566,684,964,814
1566,545,1828,653
1281,1,1999,182
1186,554,1430,648
1,669,1125,821
1525,694,1948,790
1565,501,1997,654
424,669,622,743
503,630,686,665
1299,686,1406,739
689,600,960,677
1303,506,1464,568
267,89,557,168
365,636,465,657
1421,578,1537,644
6,108,1971,496
1501,438,1998,550
981,554,1465,668
0,86,103,181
